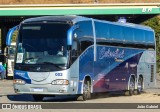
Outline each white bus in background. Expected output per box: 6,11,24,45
5,42,16,78
5,25,18,78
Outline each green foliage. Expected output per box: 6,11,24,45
142,16,160,72
142,16,160,39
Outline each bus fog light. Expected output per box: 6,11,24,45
13,79,26,85
59,90,66,93
51,79,69,85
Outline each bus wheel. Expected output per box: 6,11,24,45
32,95,44,101
137,77,143,94
129,77,135,95
83,80,91,100
125,76,135,96
78,80,91,101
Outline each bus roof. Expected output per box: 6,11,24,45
99,19,154,32
22,16,155,46
93,19,155,46
22,15,153,31
22,15,79,23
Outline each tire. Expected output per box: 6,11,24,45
78,80,91,101
137,77,143,94
7,76,13,80
83,80,91,100
129,77,135,95
125,76,135,96
33,95,44,101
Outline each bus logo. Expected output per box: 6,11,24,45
99,47,125,59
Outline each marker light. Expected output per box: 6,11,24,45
52,79,69,85
118,17,126,23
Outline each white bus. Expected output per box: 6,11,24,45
4,42,16,78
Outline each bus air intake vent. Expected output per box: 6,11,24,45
150,65,154,82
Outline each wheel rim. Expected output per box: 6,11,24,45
83,81,91,100
137,78,143,93
129,77,135,95
129,78,135,91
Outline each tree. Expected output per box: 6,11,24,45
142,16,160,72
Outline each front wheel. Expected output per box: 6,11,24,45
77,80,91,101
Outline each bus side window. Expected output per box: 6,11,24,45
80,41,93,54
71,38,79,62
72,40,78,56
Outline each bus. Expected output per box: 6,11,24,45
12,16,156,101
4,42,16,78
5,26,18,78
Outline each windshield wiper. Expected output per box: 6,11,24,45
24,57,38,61
40,62,67,70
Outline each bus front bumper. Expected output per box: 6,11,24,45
13,84,73,95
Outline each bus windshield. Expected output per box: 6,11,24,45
16,23,70,70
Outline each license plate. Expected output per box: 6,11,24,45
33,88,44,92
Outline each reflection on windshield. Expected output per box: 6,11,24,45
24,54,67,65
16,23,70,68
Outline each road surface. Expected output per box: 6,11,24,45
0,74,160,112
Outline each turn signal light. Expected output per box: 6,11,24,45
13,79,26,85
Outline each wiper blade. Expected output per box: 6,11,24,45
24,57,41,64
24,57,38,61
25,57,34,60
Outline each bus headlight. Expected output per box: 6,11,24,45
51,79,69,85
13,79,26,85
